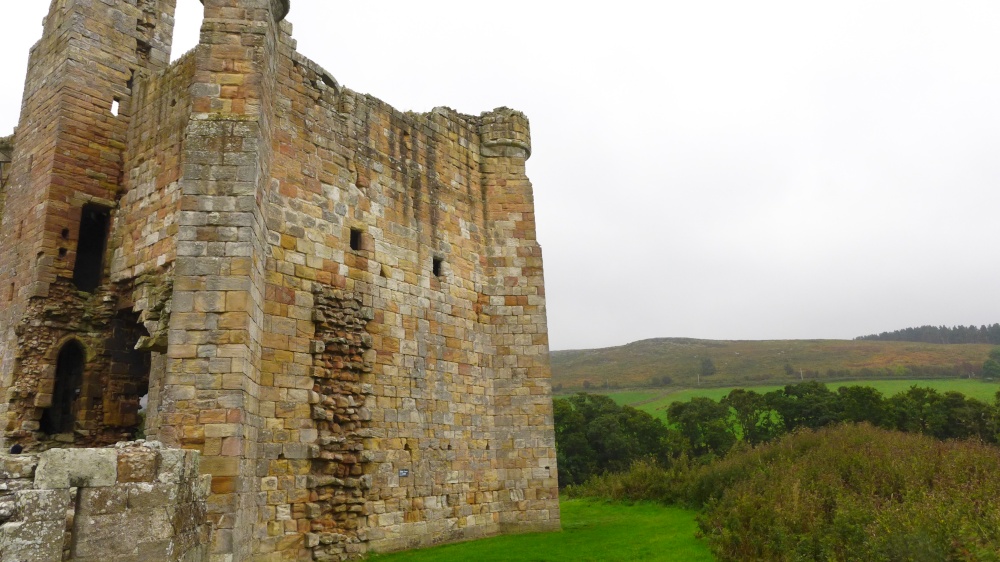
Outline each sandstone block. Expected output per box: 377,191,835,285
0,520,65,561
117,447,159,483
35,448,117,489
0,455,38,479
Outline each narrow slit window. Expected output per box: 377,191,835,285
111,99,120,116
72,204,111,293
432,257,443,277
349,228,362,251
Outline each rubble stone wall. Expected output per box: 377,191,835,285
0,442,211,561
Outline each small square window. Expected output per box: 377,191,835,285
432,257,443,277
349,228,362,251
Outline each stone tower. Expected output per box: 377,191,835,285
0,0,559,559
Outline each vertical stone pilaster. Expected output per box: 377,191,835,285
158,1,285,559
479,109,560,532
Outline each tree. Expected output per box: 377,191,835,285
553,393,679,486
721,388,780,445
668,397,735,457
984,359,1000,380
700,358,717,378
837,385,887,426
885,386,947,437
985,348,1000,380
766,381,839,431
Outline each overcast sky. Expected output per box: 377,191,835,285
3,1,1000,350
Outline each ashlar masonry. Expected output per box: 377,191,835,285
0,1,559,559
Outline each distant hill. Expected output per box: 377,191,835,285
549,338,994,391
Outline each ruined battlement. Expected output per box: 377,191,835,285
0,1,558,560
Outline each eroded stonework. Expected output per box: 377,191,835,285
0,443,211,561
0,0,558,560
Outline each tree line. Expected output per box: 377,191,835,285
856,323,1000,344
554,381,1000,486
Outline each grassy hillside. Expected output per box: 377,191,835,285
551,338,993,391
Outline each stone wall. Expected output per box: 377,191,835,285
0,0,179,450
0,135,11,213
0,1,560,559
0,442,211,561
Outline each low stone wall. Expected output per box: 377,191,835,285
0,442,211,561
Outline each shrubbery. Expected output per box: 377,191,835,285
696,424,1000,561
558,385,1000,560
568,424,1000,561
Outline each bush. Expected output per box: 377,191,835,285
694,424,1000,561
554,393,681,486
569,424,1000,560
564,459,677,504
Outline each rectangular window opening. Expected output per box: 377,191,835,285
111,99,120,116
432,257,443,278
72,204,111,293
349,228,362,251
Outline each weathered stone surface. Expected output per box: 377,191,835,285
15,488,72,522
0,447,210,562
0,519,65,561
117,446,159,483
0,454,37,479
0,0,559,559
36,448,117,489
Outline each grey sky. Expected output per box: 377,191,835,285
3,1,999,350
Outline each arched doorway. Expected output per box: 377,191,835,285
41,341,86,434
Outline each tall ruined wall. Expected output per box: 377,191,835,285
0,0,179,446
0,442,211,561
477,112,557,534
247,28,559,558
0,0,558,559
111,51,198,443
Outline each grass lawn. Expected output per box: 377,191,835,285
369,499,714,562
620,379,1000,422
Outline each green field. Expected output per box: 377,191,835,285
595,379,1000,422
369,499,713,562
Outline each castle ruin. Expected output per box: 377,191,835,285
0,0,559,559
